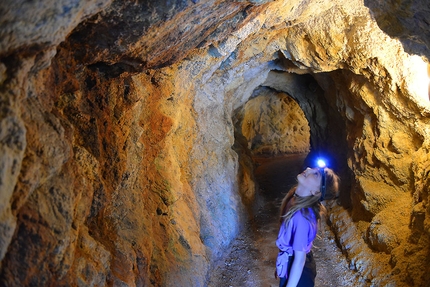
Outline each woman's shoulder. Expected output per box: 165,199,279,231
291,208,308,221
292,208,316,222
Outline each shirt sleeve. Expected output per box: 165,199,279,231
290,211,313,252
276,209,317,254
276,218,294,255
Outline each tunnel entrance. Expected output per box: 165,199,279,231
232,68,351,212
231,81,313,216
234,86,311,156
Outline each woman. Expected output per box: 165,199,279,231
274,167,339,287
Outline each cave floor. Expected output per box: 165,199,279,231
207,154,359,287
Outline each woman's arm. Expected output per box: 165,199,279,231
286,250,306,287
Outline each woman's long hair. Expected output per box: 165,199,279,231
279,168,340,226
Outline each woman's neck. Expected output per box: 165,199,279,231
294,185,314,197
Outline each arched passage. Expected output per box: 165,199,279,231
262,70,351,207
235,86,310,156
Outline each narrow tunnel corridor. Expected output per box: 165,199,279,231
2,1,430,286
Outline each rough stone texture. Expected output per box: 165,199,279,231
235,87,310,155
1,0,430,286
364,0,430,60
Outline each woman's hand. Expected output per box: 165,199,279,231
274,268,278,279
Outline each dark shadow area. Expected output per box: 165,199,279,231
364,0,430,61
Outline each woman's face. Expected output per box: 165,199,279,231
296,167,322,197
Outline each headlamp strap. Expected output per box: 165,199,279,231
320,168,326,201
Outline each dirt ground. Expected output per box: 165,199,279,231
207,154,360,287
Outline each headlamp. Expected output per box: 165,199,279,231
317,159,326,168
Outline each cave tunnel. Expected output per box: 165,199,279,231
1,0,430,286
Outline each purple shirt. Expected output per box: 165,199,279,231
276,208,317,255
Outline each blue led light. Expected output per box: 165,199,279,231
317,159,326,168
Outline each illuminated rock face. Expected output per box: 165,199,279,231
235,87,310,155
1,0,430,286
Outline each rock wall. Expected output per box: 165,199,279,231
235,87,310,155
1,0,430,286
